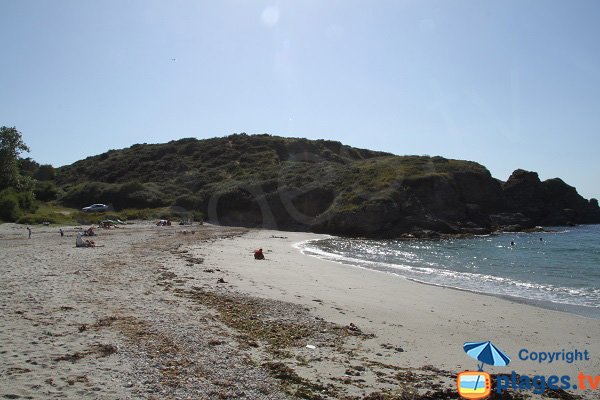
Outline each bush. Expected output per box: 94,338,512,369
61,182,111,207
33,164,56,181
116,184,167,209
0,191,21,221
173,194,201,210
16,190,38,213
60,181,171,210
118,208,155,220
34,181,59,201
0,188,37,221
73,211,106,225
191,210,204,222
16,213,57,225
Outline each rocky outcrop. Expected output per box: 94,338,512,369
502,169,600,227
203,166,599,237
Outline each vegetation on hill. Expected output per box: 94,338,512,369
2,131,598,236
55,134,391,214
51,133,600,236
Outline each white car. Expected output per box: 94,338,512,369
82,203,110,213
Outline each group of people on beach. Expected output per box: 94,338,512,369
27,225,266,253
25,226,96,247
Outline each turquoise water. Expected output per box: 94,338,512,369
298,225,600,318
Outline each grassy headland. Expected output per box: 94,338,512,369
5,133,600,236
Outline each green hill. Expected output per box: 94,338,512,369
54,133,600,237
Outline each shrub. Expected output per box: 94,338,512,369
0,190,21,221
119,181,145,195
16,213,57,225
0,188,37,221
73,211,106,225
34,181,59,201
61,182,113,208
33,164,56,181
173,194,201,210
16,190,37,213
60,181,171,210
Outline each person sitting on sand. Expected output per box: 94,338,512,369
254,248,265,260
76,233,95,248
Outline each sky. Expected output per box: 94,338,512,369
1,0,599,199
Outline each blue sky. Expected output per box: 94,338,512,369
1,0,599,199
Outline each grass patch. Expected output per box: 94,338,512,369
8,202,203,226
16,202,77,225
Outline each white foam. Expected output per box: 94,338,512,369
296,238,600,309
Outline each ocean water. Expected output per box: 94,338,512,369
297,225,600,318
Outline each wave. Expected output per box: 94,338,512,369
295,239,600,309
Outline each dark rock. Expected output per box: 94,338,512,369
503,169,600,226
489,212,532,228
502,227,520,235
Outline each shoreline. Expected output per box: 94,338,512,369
295,230,600,321
2,222,599,399
300,245,600,320
194,228,599,375
404,277,600,320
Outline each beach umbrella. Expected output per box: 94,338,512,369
463,341,511,371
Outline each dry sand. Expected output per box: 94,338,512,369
1,222,598,399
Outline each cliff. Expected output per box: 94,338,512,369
55,134,600,237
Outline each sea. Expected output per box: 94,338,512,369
296,225,600,319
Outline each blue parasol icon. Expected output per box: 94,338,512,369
464,341,511,371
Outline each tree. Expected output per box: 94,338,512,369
0,126,30,190
18,157,40,177
33,164,56,181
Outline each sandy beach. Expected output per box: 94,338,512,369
1,222,598,399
